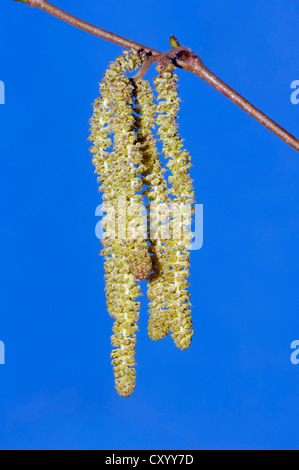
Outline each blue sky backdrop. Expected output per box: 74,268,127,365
0,0,298,450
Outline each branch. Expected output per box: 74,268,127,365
14,0,299,152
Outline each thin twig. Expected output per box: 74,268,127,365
14,0,299,152
26,0,159,53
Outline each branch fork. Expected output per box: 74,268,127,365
134,41,200,81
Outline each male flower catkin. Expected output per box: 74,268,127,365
89,49,196,396
89,50,150,397
153,60,195,350
133,78,172,341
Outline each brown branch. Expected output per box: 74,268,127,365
24,0,160,53
15,0,299,152
183,57,299,152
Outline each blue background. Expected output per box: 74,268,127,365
0,0,298,450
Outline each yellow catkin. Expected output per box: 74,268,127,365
89,50,196,397
89,50,150,397
134,78,172,341
153,60,195,350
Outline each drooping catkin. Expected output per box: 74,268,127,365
133,78,172,341
89,49,196,397
89,50,150,397
153,60,195,350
